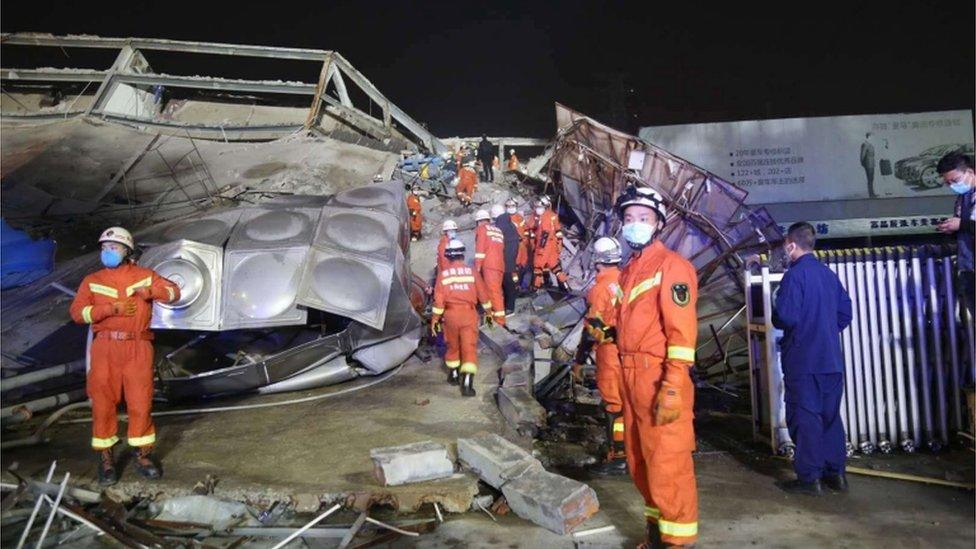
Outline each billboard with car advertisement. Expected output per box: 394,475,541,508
639,110,974,204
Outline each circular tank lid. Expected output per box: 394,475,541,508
334,185,396,207
322,212,391,254
154,253,207,309
243,210,308,242
311,257,381,313
227,252,303,319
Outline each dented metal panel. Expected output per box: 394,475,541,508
138,209,243,248
141,240,223,331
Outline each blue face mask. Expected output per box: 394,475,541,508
949,179,971,195
101,249,124,268
621,222,655,248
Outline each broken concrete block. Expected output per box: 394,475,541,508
531,292,555,311
291,493,322,513
544,297,587,329
479,323,523,360
501,353,533,377
370,441,455,486
501,368,532,388
497,386,547,435
503,313,535,335
456,433,543,490
501,468,600,534
533,339,553,384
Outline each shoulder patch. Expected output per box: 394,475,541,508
671,283,690,307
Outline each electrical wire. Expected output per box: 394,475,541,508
59,364,403,424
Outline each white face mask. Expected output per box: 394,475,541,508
534,207,545,216
506,207,517,215
446,230,457,239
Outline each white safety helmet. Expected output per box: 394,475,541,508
464,160,476,168
489,204,506,219
442,219,458,232
616,185,667,225
592,237,622,265
505,198,518,208
539,195,552,208
98,226,134,249
474,209,491,222
445,239,466,259
509,149,516,155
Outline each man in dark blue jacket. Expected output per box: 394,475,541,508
936,152,974,317
773,222,853,496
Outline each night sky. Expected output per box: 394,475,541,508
2,1,973,137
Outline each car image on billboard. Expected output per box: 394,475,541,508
894,143,975,190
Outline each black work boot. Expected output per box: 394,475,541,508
460,372,476,397
132,447,162,480
589,412,628,476
448,368,460,385
777,478,822,496
96,448,118,486
822,473,849,492
638,521,663,549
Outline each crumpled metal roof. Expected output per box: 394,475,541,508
545,104,783,379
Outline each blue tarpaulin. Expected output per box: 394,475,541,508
1,219,56,290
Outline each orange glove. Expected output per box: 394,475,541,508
133,287,153,301
112,299,137,317
430,317,442,337
654,366,687,425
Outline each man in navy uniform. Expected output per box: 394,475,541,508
773,222,853,496
936,152,975,317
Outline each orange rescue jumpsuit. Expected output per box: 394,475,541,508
406,193,423,240
69,263,180,451
532,208,568,288
507,154,520,171
436,234,450,273
431,260,487,375
616,240,699,545
585,266,626,457
475,222,506,325
456,167,478,206
511,213,529,269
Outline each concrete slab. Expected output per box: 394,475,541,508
371,440,455,486
497,386,547,435
501,368,532,389
456,433,542,491
479,323,524,360
501,468,600,535
500,353,533,378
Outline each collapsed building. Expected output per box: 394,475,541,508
1,32,973,548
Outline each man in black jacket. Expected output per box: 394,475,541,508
937,152,975,316
477,135,494,182
492,203,520,315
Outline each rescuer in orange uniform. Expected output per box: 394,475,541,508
614,186,699,546
507,149,520,171
406,186,423,241
474,209,507,326
69,227,181,486
532,196,570,291
456,161,478,207
507,199,529,274
436,219,459,274
574,237,628,476
431,239,487,397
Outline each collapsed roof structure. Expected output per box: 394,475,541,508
540,104,784,382
1,35,439,413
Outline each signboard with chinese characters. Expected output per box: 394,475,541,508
776,214,951,239
639,110,974,204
